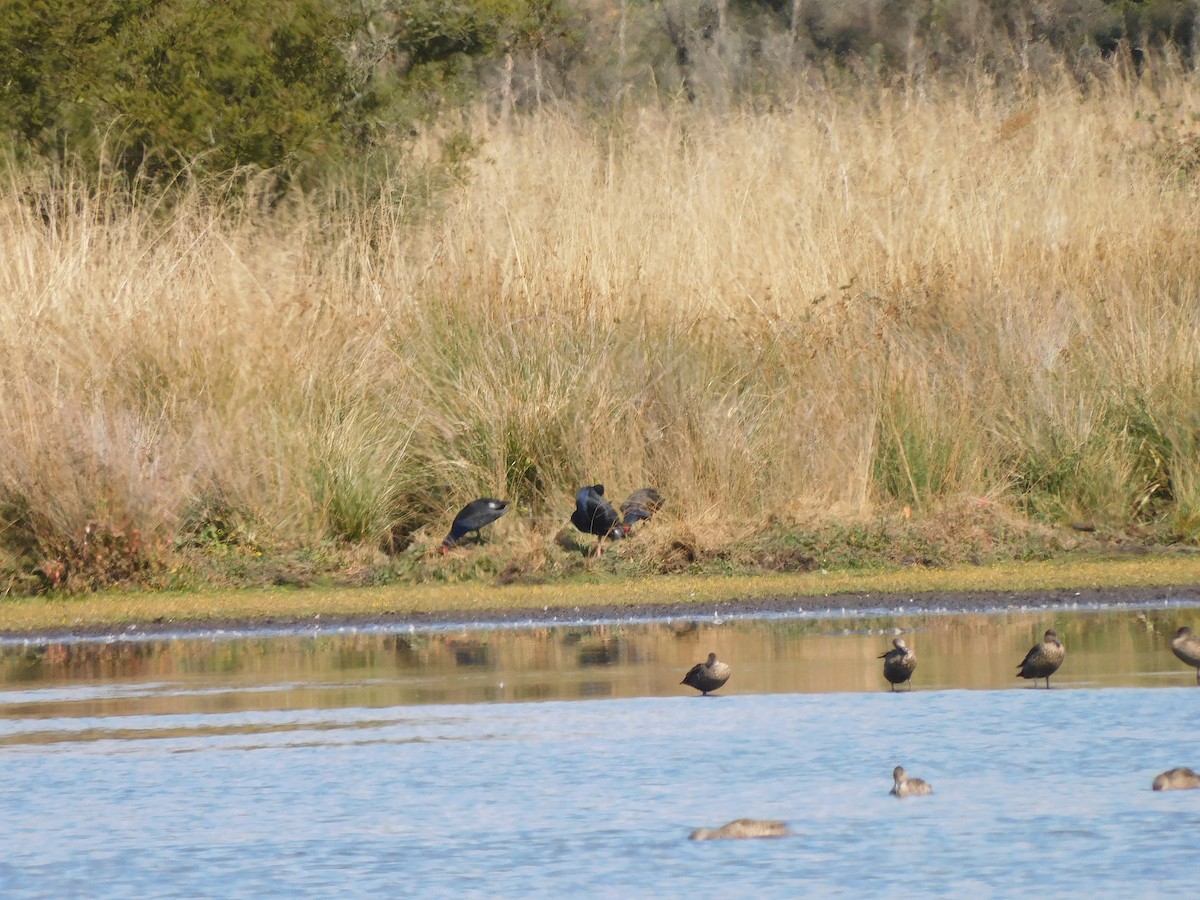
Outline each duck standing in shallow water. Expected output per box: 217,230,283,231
689,818,790,840
441,499,509,552
1169,626,1200,683
1017,629,1065,688
1152,767,1200,791
889,766,933,797
879,637,917,691
681,652,731,696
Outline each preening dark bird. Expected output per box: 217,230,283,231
570,484,626,555
441,498,509,552
1170,626,1200,684
620,487,665,529
879,637,917,691
681,652,731,696
1016,629,1065,688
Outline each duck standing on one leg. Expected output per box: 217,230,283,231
879,637,917,691
681,652,731,696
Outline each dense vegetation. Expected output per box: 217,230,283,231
1,1,1199,594
3,1,1197,182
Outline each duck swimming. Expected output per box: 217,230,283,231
1152,767,1200,791
689,818,790,841
890,766,933,797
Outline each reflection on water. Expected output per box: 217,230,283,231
2,602,1200,896
1,605,1198,722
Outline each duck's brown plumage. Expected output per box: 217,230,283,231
681,652,731,695
1170,626,1200,684
1017,629,1065,688
1152,767,1200,791
688,818,790,841
889,765,933,798
879,638,916,691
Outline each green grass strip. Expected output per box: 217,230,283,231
2,554,1197,634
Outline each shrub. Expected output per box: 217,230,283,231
0,1,367,184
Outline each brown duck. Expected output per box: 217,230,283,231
879,638,917,691
889,765,933,798
1017,629,1065,688
1152,767,1200,791
681,652,731,696
1170,626,1200,684
689,818,790,841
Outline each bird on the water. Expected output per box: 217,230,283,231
681,652,731,696
620,487,665,529
570,484,626,555
1152,767,1200,791
1016,629,1065,688
688,818,790,841
441,498,509,552
1169,626,1200,684
879,637,917,691
889,766,933,798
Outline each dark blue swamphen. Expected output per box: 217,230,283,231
570,484,626,555
442,498,509,552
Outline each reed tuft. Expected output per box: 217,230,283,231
3,60,1200,590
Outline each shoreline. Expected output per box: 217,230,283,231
6,583,1200,645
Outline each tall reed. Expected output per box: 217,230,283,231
2,59,1199,582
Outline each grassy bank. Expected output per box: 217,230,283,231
1,554,1197,634
2,60,1200,594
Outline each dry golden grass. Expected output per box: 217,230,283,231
1,60,1200,590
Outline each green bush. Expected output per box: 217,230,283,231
0,1,582,186
2,1,1196,189
0,1,367,183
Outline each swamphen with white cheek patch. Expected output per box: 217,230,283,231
442,498,509,552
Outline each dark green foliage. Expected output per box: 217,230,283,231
366,0,580,122
1,1,1197,187
0,0,367,182
0,0,581,184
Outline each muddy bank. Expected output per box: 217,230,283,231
7,583,1200,644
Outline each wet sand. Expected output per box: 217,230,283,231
7,583,1200,643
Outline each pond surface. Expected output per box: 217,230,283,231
2,601,1199,896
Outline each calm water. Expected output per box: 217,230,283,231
2,601,1199,896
